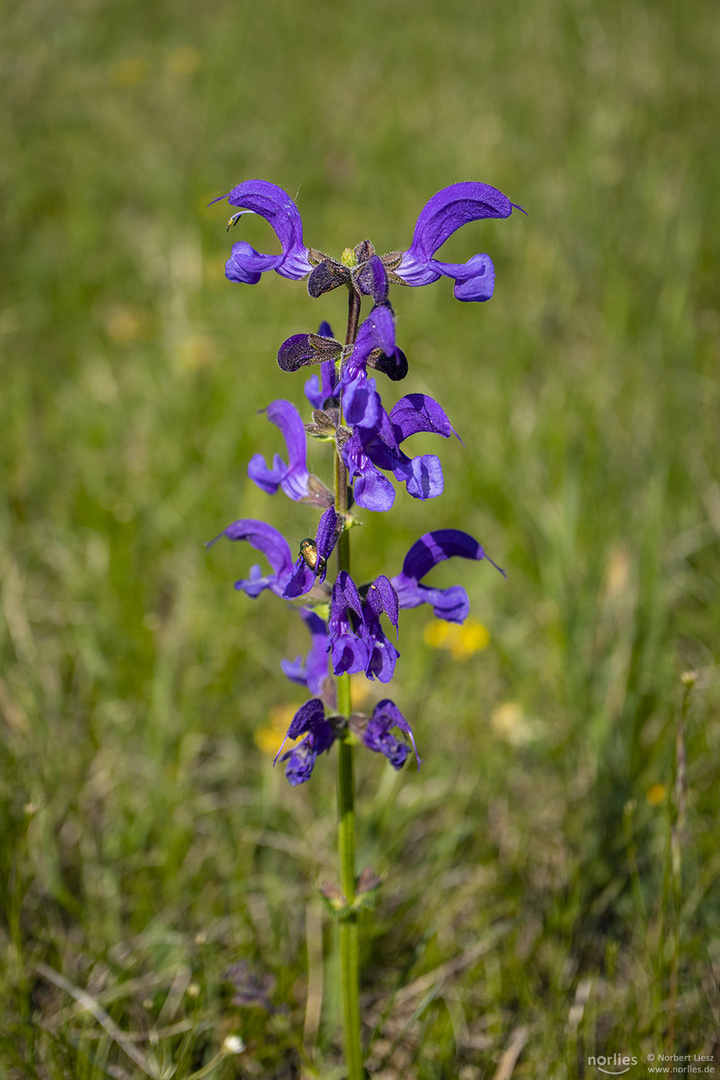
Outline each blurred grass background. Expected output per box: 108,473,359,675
1,0,719,1076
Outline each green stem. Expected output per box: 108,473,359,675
335,282,364,1079
337,720,362,1079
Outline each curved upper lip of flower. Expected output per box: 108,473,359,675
214,179,312,282
390,529,506,621
394,181,524,301
205,518,295,598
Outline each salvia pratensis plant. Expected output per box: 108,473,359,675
209,179,522,1078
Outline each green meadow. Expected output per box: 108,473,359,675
2,0,719,1076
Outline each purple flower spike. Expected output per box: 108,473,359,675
206,519,294,599
396,182,522,302
392,529,505,623
363,699,422,770
274,698,336,786
217,180,312,284
282,505,339,599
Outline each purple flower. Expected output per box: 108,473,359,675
215,180,312,284
248,400,307,499
392,529,505,623
342,440,396,513
329,572,399,683
396,182,523,302
281,608,330,697
335,302,408,429
342,393,458,511
274,698,337,786
344,303,409,385
206,519,294,599
360,699,422,770
282,505,339,599
248,399,333,508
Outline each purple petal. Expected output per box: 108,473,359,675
283,698,326,743
352,467,396,512
222,179,312,281
362,717,408,768
391,529,505,620
226,241,283,285
356,255,389,304
342,434,396,512
365,699,422,769
331,632,371,677
305,359,338,409
365,634,399,683
395,454,444,501
394,581,470,623
248,400,310,502
280,654,308,687
282,558,317,599
433,252,496,303
389,394,460,443
403,182,515,261
365,575,399,632
265,399,309,499
281,741,317,785
206,518,294,598
354,409,401,472
396,182,518,296
400,529,502,581
280,609,329,695
274,698,336,785
332,571,364,621
315,505,339,563
342,373,381,429
281,506,338,599
247,451,286,495
345,303,400,380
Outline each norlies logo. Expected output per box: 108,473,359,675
588,1054,638,1075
